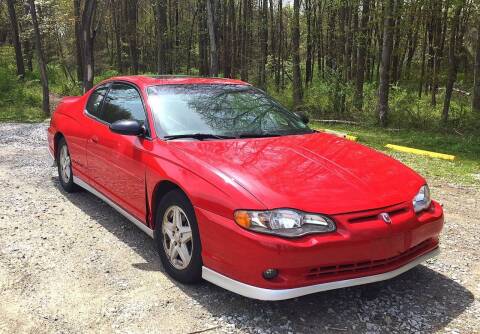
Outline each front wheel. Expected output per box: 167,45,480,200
154,190,202,284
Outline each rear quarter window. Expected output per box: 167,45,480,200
86,85,109,118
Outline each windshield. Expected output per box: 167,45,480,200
147,85,313,139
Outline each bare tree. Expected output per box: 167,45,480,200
80,0,97,92
6,0,25,79
74,0,83,81
126,0,139,74
442,5,462,124
292,0,303,107
354,0,370,110
473,19,480,113
26,0,49,114
156,0,168,74
206,0,218,76
258,0,268,89
377,0,395,126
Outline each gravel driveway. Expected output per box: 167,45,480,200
0,122,479,334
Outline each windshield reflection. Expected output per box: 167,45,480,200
147,85,312,139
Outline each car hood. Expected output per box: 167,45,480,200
169,133,424,215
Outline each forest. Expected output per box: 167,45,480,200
1,0,480,131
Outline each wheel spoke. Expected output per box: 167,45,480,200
180,230,192,243
163,227,174,241
174,208,183,229
177,244,190,264
164,219,175,232
169,244,179,261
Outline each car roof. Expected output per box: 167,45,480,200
106,75,251,87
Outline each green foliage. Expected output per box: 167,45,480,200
0,47,45,122
267,67,480,134
94,70,120,84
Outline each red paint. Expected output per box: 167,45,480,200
48,75,444,290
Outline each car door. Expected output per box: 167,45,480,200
86,82,150,222
80,84,110,181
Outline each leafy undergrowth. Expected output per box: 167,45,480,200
0,46,82,122
312,122,480,187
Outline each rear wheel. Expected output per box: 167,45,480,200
154,190,202,283
57,137,79,193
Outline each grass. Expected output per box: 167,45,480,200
312,122,480,187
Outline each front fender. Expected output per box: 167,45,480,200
144,142,266,228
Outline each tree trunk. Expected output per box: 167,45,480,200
377,0,395,127
227,0,236,77
156,0,168,74
112,0,123,72
442,6,461,124
292,0,303,107
206,0,219,76
473,19,480,113
275,0,283,91
127,0,139,74
390,0,402,84
80,0,97,92
74,0,83,81
354,0,370,110
316,0,324,78
187,6,199,74
27,0,49,114
305,0,313,86
240,0,249,81
430,1,444,107
6,0,25,79
257,0,268,89
419,25,427,98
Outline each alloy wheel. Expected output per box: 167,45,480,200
59,145,71,183
162,205,194,270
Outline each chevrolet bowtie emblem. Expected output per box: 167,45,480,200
379,212,392,224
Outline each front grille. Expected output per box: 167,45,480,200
348,207,408,224
305,238,434,280
345,203,409,224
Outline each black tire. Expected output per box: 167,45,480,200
56,137,80,193
154,189,202,284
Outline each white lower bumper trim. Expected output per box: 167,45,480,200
202,247,440,301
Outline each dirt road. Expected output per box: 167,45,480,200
0,122,479,334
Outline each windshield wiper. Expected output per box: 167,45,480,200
236,132,285,138
163,133,236,141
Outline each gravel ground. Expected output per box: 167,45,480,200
0,122,479,334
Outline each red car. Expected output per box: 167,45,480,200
48,76,444,300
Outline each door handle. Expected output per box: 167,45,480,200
90,136,98,143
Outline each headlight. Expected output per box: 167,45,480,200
234,209,336,237
412,185,431,213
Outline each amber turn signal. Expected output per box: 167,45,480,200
234,210,251,228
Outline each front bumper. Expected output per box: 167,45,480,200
202,247,439,300
196,200,444,298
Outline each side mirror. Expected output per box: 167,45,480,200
295,111,310,124
109,119,145,136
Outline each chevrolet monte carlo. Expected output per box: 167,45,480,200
47,75,444,300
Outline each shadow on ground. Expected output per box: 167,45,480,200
55,178,474,334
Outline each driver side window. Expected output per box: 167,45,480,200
99,83,148,132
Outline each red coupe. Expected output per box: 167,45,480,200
47,76,444,300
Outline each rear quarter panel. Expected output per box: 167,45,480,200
48,95,90,174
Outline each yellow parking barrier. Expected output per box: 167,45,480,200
345,135,358,141
385,144,455,161
321,129,358,142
